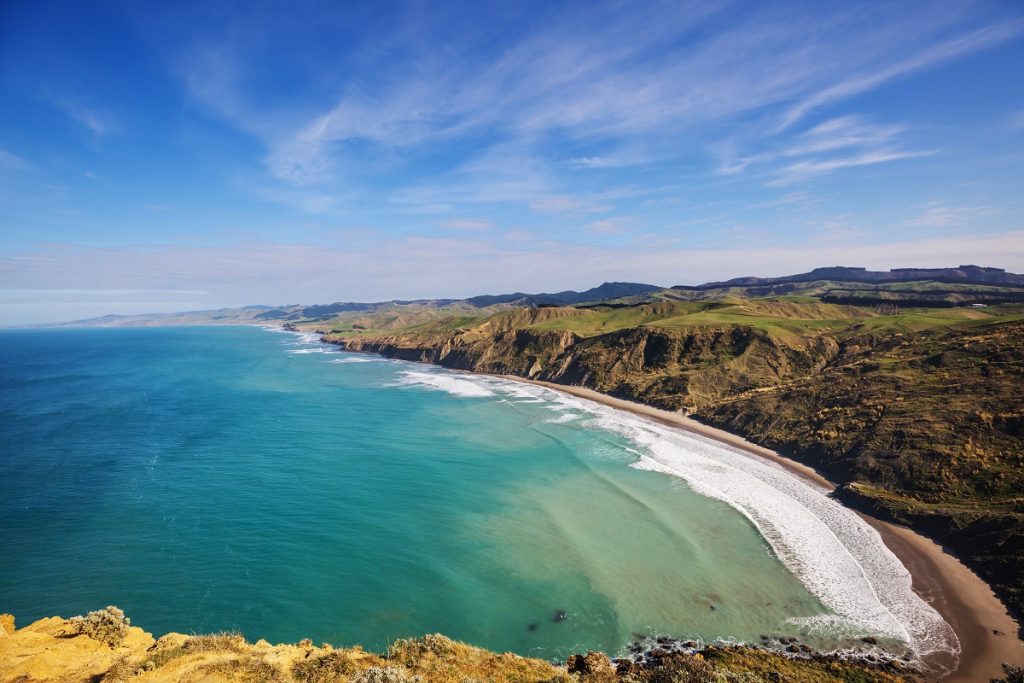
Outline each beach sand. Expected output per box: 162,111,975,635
506,377,1024,682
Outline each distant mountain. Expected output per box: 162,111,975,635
685,265,1024,289
464,281,661,307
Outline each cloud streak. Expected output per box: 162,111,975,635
161,0,1023,210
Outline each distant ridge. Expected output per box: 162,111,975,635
45,266,1024,327
464,281,661,308
683,265,1024,290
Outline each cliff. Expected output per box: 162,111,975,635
0,608,914,682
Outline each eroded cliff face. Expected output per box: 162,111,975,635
326,326,840,413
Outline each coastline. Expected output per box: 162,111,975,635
499,376,1024,682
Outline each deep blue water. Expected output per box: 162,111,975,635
0,326,830,658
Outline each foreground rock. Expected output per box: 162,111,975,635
0,608,913,682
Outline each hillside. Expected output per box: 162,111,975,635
315,289,1024,627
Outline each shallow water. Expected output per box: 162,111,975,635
0,326,953,662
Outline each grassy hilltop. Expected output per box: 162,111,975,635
292,272,1024,625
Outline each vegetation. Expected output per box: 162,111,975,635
0,611,911,682
67,606,132,647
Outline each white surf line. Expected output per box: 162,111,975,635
416,370,959,665
391,369,496,398
308,346,960,666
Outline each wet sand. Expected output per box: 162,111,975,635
506,377,1024,681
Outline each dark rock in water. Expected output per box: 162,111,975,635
709,604,716,611
527,623,538,632
682,640,698,649
799,644,812,653
861,636,878,645
656,636,671,644
627,643,643,654
553,610,567,623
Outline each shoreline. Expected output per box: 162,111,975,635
498,376,1024,682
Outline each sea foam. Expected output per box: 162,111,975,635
482,378,959,665
324,355,959,664
394,370,496,398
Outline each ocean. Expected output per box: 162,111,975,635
0,326,954,662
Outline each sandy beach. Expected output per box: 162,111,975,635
505,377,1024,682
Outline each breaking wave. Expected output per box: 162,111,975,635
434,374,959,665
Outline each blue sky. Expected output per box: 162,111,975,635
1,0,1023,323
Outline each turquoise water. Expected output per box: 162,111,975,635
0,325,836,658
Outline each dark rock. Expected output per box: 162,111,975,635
567,651,614,677
527,623,538,632
861,636,878,645
553,610,567,623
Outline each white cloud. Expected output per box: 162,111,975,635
905,201,997,227
162,0,1023,209
768,149,935,186
440,218,494,231
52,98,115,138
0,148,33,172
776,18,1024,130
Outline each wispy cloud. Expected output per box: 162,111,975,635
768,149,935,187
159,0,1023,212
0,148,33,172
52,97,116,138
440,218,494,231
718,114,932,186
776,18,1024,131
905,201,997,227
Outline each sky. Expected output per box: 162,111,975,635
1,0,1023,324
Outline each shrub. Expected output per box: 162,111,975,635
292,651,359,682
182,631,246,653
387,634,457,662
645,655,716,683
68,606,130,647
351,666,414,683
